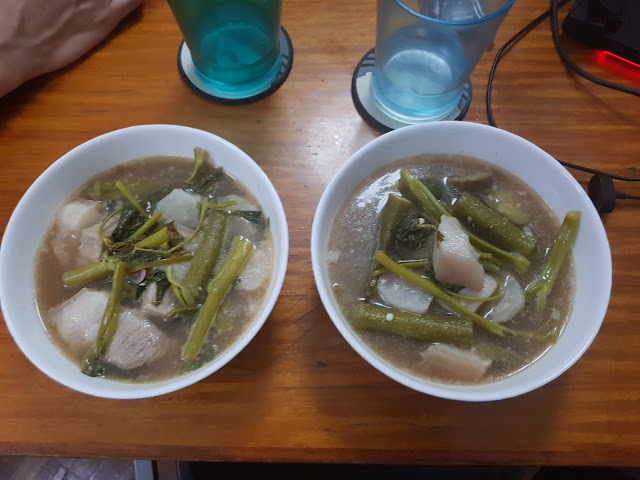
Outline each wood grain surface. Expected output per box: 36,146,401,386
1,0,639,466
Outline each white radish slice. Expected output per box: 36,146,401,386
485,275,525,323
236,245,272,291
377,272,433,314
457,274,498,312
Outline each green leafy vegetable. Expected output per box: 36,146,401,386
232,210,263,225
183,170,224,198
136,270,170,303
395,212,437,250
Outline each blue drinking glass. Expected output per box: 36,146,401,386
371,0,515,122
168,0,283,100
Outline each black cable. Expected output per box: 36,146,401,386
486,0,572,129
485,0,640,182
619,194,640,200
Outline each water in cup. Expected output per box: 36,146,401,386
169,0,282,98
370,0,514,123
372,25,467,121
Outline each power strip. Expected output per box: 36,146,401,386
562,0,640,65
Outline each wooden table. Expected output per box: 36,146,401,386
1,0,639,466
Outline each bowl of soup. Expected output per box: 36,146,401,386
311,121,611,401
0,124,288,399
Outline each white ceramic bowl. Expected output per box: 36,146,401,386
311,121,611,402
0,125,288,399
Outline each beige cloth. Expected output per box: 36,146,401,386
0,0,141,97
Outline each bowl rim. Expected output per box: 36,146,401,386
0,124,289,399
311,121,612,402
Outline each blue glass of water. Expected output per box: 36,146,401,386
168,0,282,100
372,0,515,122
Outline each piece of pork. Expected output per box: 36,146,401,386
106,309,165,370
420,344,492,383
48,288,165,370
77,214,119,263
141,283,178,319
432,215,484,290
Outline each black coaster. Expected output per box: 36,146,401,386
177,27,293,105
351,48,472,132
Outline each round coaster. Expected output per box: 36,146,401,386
351,48,472,133
177,27,293,105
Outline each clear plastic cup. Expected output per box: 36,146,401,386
371,0,515,122
168,0,282,99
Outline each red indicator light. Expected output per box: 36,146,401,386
601,51,640,69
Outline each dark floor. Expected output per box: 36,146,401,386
179,463,640,480
0,457,134,480
3,457,640,480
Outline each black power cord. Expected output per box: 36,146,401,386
485,0,640,212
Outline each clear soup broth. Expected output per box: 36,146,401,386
327,154,575,385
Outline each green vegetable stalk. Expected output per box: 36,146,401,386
116,181,148,217
62,253,193,287
182,236,253,362
134,227,169,249
130,210,163,239
399,168,530,273
63,260,116,287
525,211,581,311
374,250,514,337
350,302,473,344
81,262,125,376
186,147,207,183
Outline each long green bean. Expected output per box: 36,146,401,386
525,211,581,311
181,210,228,304
81,262,125,376
350,302,473,344
182,237,253,362
452,191,536,255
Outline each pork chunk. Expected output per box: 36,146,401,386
420,344,492,383
106,309,164,370
48,289,165,370
432,215,484,290
77,214,120,263
141,283,178,319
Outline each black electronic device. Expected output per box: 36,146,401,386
562,0,640,65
